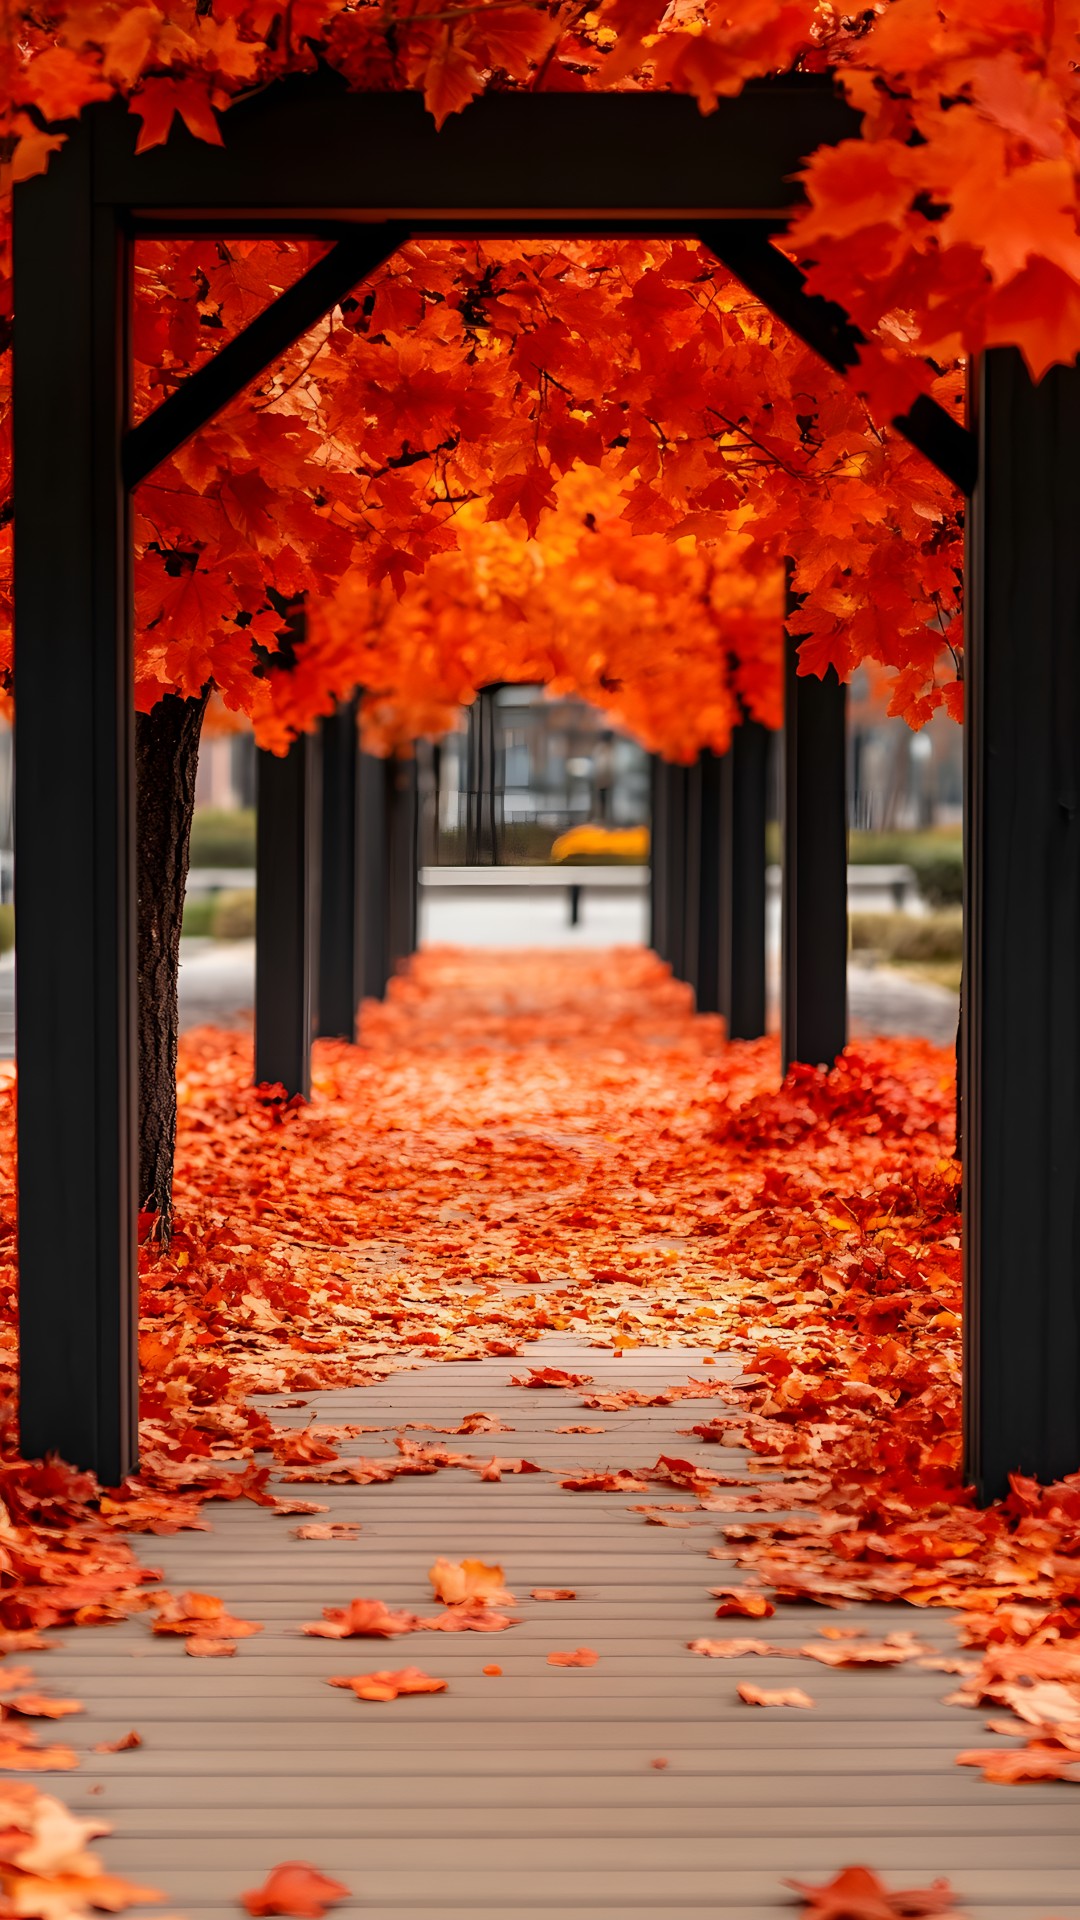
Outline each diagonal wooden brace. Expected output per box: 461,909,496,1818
124,224,410,488
698,221,977,497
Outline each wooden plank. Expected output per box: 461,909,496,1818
59,1801,1080,1834
54,1863,1080,1902
9,1340,1077,1920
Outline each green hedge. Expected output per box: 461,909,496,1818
181,897,215,938
436,823,559,865
189,807,256,868
181,888,255,939
0,905,13,956
763,824,963,906
848,829,963,906
850,908,963,964
211,889,255,939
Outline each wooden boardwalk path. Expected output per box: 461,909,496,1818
28,1339,1080,1920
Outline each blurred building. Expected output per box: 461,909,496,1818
424,685,650,864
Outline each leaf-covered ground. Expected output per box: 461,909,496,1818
0,947,1076,1917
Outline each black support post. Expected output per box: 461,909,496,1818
651,760,691,980
649,755,667,961
358,749,390,1002
387,754,419,976
685,752,724,1013
719,719,769,1040
665,764,691,983
317,696,361,1041
255,735,321,1097
781,623,848,1073
683,759,703,999
13,128,138,1481
964,347,1080,1498
465,687,501,864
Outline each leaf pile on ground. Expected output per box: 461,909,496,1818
0,947,1073,1791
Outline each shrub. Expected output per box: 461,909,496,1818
551,824,649,864
848,829,963,908
434,822,562,864
211,889,256,939
181,897,215,938
908,849,963,907
850,909,963,965
189,807,256,868
0,905,13,956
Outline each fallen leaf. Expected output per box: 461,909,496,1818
784,1864,963,1918
737,1683,815,1708
531,1589,577,1602
510,1368,593,1389
92,1732,142,1753
956,1742,1080,1784
241,1863,351,1918
5,1695,83,1719
422,1607,517,1633
429,1558,514,1607
328,1668,447,1702
560,1470,650,1492
547,1648,599,1667
291,1524,360,1541
799,1633,926,1669
152,1592,262,1640
688,1637,776,1658
712,1588,775,1620
302,1600,420,1639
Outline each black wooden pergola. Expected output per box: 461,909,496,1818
12,72,1077,1502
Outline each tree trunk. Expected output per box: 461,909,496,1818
136,687,210,1242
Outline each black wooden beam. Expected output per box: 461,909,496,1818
699,223,976,497
719,719,769,1039
781,616,848,1073
89,78,859,221
317,695,361,1041
13,124,138,1482
255,734,321,1097
124,227,407,488
963,347,1080,1499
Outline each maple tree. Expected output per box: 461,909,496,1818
0,0,1074,1231
4,224,965,1232
2,11,985,1229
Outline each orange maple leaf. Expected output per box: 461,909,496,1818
241,1864,350,1919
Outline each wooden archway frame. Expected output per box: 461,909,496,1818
16,74,1066,1504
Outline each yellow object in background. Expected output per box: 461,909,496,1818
550,824,650,864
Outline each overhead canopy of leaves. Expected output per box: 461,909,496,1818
0,231,963,752
13,1,1058,747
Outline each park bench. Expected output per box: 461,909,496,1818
185,859,919,924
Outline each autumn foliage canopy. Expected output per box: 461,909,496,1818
3,1,1079,749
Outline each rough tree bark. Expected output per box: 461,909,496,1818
136,686,210,1241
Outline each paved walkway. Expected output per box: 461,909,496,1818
35,1342,1080,1919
